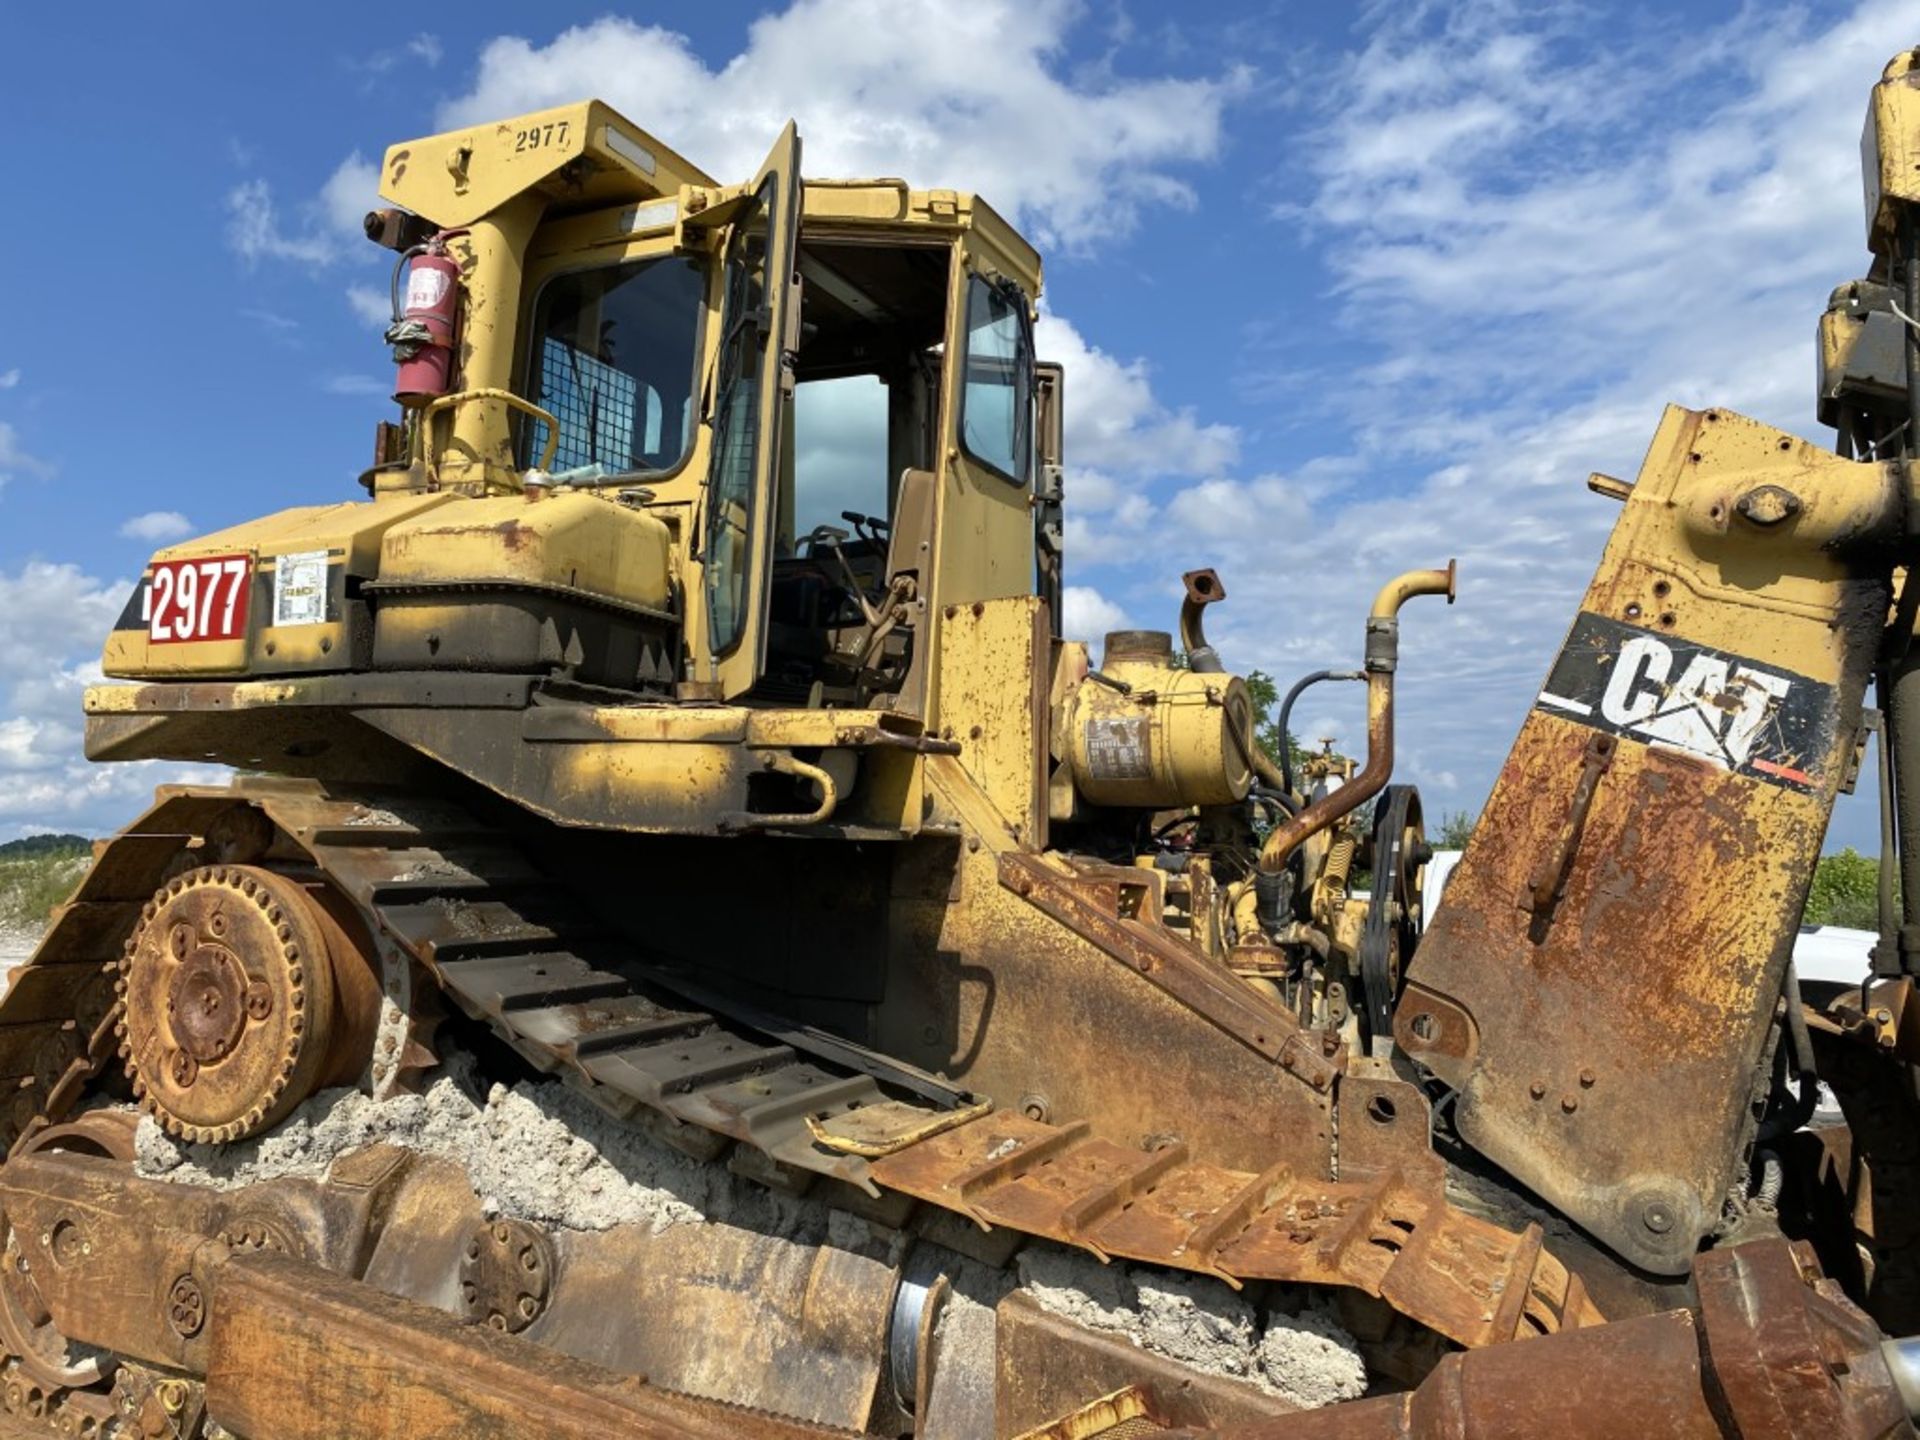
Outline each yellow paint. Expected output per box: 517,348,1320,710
1063,643,1254,810
1816,282,1907,427
102,491,456,679
378,489,675,613
934,598,1049,845
378,102,714,232
1862,49,1920,257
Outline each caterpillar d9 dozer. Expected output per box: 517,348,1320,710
12,52,1920,1440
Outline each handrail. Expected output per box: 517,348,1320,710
417,388,561,484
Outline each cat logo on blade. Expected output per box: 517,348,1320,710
1534,612,1831,791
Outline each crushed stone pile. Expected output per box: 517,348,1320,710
136,1067,1368,1406
1018,1249,1368,1409
135,1056,815,1238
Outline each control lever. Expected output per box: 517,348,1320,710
806,525,885,628
841,509,891,546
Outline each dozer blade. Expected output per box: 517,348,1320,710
1398,407,1892,1274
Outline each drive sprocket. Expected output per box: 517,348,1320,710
116,865,378,1144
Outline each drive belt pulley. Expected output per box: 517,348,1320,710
1359,785,1427,1052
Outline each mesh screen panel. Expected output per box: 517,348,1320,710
529,339,641,472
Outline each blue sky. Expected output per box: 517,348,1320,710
0,0,1914,844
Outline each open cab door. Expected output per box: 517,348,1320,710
700,122,803,699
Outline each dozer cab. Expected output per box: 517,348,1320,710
9,60,1920,1440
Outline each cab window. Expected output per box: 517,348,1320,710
959,275,1034,485
523,255,705,476
705,178,776,657
792,375,889,541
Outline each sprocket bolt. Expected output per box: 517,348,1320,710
244,980,273,1021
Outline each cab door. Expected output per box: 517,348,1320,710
700,123,802,698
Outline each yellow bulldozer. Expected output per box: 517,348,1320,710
9,47,1920,1440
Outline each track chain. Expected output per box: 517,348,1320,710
0,784,1603,1352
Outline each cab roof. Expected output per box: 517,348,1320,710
382,100,1041,293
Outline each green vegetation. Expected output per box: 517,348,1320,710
1804,847,1889,930
0,833,87,861
1434,811,1476,849
0,834,90,936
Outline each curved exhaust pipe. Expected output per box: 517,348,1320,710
1257,562,1456,876
1179,568,1297,795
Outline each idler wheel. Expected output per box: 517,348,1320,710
118,866,379,1143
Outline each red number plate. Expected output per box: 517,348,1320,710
146,555,252,644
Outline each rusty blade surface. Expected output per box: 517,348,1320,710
1399,408,1890,1275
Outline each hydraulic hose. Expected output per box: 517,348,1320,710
1759,961,1820,1141
1258,564,1456,876
1276,670,1366,799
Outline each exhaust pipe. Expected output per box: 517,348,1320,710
1257,562,1455,876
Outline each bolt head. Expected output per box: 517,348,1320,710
1642,1203,1674,1234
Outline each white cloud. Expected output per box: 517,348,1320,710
318,152,379,238
359,33,444,76
0,370,19,390
0,422,50,486
1036,313,1238,487
346,284,392,328
226,153,378,268
226,178,336,266
438,3,1245,249
0,564,225,832
118,512,193,542
1062,585,1131,646
1157,0,1914,820
321,373,388,397
239,309,299,334
1028,310,1248,568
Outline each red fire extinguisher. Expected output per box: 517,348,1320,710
386,229,468,405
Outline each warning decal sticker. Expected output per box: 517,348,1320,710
271,550,331,628
1084,716,1154,781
